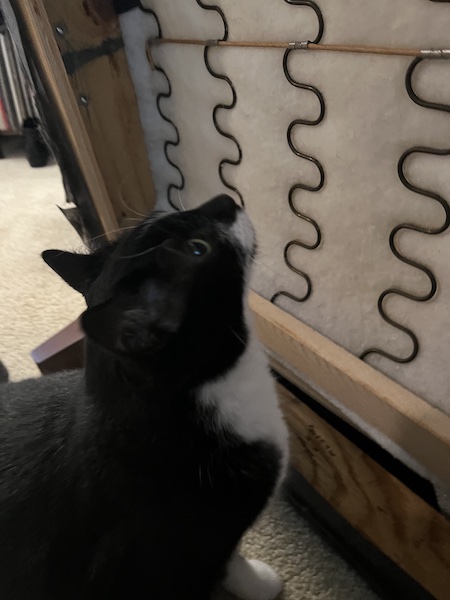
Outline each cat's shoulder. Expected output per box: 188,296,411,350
0,369,84,411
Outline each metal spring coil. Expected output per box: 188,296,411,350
139,2,185,211
361,57,450,363
195,1,243,206
271,0,325,305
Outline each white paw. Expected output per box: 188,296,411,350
223,555,283,600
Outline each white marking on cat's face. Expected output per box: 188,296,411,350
230,210,256,254
219,210,256,263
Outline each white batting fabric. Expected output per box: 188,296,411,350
120,1,450,494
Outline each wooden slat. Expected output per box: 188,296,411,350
14,0,118,235
31,319,84,375
249,291,450,485
42,0,156,226
278,384,450,600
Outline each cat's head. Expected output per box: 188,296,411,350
43,195,256,383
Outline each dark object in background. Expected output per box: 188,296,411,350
0,360,8,383
22,116,49,167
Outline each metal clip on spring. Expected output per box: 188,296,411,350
289,41,310,50
421,48,450,59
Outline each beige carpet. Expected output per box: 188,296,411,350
0,141,85,381
0,141,380,600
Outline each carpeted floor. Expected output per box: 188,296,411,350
0,141,380,600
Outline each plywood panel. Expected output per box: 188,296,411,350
42,0,155,227
278,384,450,600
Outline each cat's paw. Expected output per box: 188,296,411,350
223,555,283,600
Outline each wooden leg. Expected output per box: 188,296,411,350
31,319,85,375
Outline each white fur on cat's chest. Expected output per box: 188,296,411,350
199,330,289,477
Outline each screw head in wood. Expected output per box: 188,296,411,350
55,24,67,37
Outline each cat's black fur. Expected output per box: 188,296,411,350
0,196,283,600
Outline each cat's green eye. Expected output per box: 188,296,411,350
186,239,211,257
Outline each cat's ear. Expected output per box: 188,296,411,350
42,250,104,295
80,285,183,354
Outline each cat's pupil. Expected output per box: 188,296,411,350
187,239,210,257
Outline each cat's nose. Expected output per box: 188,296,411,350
197,195,240,223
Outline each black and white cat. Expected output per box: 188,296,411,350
0,195,288,600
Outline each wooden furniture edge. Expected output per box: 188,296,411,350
41,0,156,225
248,291,450,485
14,0,118,235
278,382,450,600
31,318,84,375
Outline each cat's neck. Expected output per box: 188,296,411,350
85,342,156,398
85,320,247,395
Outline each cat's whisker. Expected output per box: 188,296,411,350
207,466,213,488
231,329,246,347
118,245,160,260
117,176,148,219
177,188,187,212
252,256,281,278
89,226,138,244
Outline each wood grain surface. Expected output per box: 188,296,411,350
42,0,155,228
278,384,450,600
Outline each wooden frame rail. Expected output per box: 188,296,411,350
250,292,450,486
